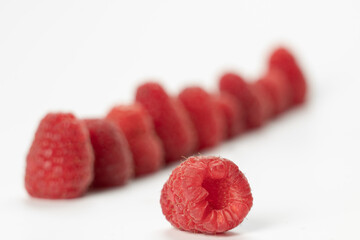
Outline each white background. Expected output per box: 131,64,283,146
1,1,360,239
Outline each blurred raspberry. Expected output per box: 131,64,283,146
269,47,307,105
106,104,164,176
219,73,264,128
257,68,292,115
178,87,225,150
85,119,133,187
25,113,94,199
250,81,275,121
215,92,245,138
160,156,253,234
136,82,197,163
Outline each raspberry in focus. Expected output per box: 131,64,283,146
25,113,94,199
85,119,133,187
160,156,253,234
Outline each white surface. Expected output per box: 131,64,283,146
1,1,360,239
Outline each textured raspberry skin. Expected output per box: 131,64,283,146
85,119,133,187
219,73,264,128
106,104,164,176
269,47,307,105
178,87,225,150
136,82,197,163
160,156,253,234
257,68,292,115
215,92,245,138
25,113,94,199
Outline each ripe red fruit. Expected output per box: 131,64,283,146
219,73,264,128
257,68,292,115
215,92,245,138
136,82,197,163
25,113,94,199
250,82,275,121
269,47,307,105
85,119,133,187
127,135,164,176
160,156,253,234
106,104,164,176
178,87,225,150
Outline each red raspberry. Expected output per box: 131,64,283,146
25,113,94,199
127,135,164,176
214,92,245,138
269,47,307,105
85,119,133,187
106,104,164,176
178,87,225,150
250,82,275,121
257,68,292,115
219,73,264,128
136,82,197,163
160,156,253,234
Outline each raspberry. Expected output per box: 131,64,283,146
25,113,94,199
160,156,253,234
269,47,307,105
250,82,275,121
219,73,264,128
127,135,164,176
136,82,197,163
106,104,164,176
257,68,292,115
84,119,133,187
214,92,245,138
178,87,225,150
